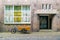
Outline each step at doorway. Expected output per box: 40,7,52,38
39,29,52,32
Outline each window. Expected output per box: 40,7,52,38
42,4,52,9
42,4,44,9
14,6,21,22
21,5,30,22
4,5,31,24
46,4,47,9
49,4,51,9
4,5,13,23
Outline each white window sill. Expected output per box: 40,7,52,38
4,22,31,24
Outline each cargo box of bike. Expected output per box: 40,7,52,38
11,24,31,33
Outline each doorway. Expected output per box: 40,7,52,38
39,16,48,29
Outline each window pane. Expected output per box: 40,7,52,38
21,5,30,16
14,16,21,22
42,4,44,9
14,12,22,16
5,5,13,10
4,16,9,22
26,11,31,16
27,17,30,22
22,17,27,22
23,12,30,17
5,11,13,16
22,5,30,10
23,5,27,10
27,5,30,10
14,6,21,10
9,16,14,22
22,17,30,22
46,4,47,9
49,4,51,9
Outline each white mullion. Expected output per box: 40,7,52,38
47,4,49,10
51,4,52,9
50,4,52,9
4,6,8,23
13,5,14,23
21,5,23,22
30,5,31,23
43,4,45,9
48,4,52,9
27,5,31,23
27,16,28,22
27,16,30,22
48,4,50,9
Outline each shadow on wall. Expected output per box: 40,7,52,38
52,14,60,31
0,21,4,32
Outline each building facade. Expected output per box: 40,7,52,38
0,0,60,32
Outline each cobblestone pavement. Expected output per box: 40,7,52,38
0,32,60,40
